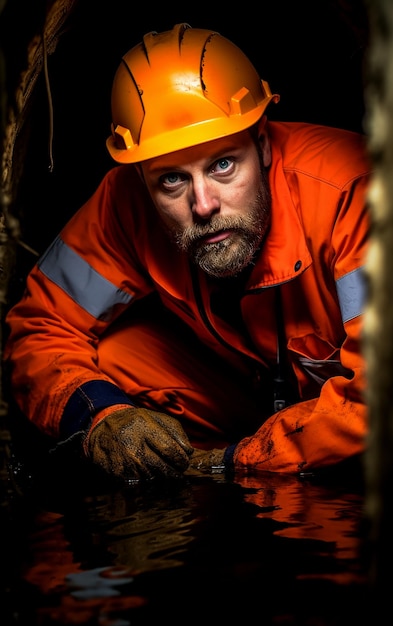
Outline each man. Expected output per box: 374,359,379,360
4,23,370,483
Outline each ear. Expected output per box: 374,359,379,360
257,115,272,167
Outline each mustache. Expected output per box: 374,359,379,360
175,214,260,247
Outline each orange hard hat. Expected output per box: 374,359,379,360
106,23,280,163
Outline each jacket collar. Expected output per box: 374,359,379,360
246,153,312,290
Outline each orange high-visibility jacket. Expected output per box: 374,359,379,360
4,121,371,473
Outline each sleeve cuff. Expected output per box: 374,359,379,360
224,444,237,468
60,380,136,439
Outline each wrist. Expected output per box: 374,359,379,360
83,404,134,456
224,444,237,468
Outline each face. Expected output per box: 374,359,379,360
140,128,272,279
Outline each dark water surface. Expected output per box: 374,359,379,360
1,461,372,626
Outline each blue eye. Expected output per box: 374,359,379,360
216,158,231,171
163,173,180,185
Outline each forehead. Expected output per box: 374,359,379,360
142,129,253,174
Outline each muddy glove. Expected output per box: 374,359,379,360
188,445,236,474
85,407,194,481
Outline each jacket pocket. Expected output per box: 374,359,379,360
288,333,352,397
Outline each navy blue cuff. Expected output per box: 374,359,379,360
59,380,135,439
224,444,237,468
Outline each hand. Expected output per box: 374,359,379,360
188,447,227,474
85,407,194,481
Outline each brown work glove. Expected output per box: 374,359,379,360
188,447,227,474
85,407,194,482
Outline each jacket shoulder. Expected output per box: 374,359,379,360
268,121,370,187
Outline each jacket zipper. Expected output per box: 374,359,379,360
191,264,288,412
190,264,273,399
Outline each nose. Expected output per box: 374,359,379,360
191,178,220,220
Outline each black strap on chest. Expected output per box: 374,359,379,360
273,286,288,413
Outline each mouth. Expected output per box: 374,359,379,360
200,229,232,245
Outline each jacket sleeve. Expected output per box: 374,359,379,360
233,327,367,474
4,167,153,439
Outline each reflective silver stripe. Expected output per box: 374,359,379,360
38,236,133,320
336,267,366,323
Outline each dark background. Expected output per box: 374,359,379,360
1,0,369,263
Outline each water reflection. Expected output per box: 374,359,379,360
85,488,198,572
3,468,371,625
234,472,365,584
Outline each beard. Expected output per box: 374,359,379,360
169,169,271,279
